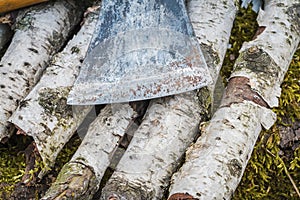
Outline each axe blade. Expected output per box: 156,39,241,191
68,0,212,105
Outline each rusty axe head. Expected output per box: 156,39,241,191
67,0,212,105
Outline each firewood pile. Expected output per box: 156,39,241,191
0,0,299,199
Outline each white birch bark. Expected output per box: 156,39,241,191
100,0,238,199
41,103,137,200
168,1,300,199
0,0,85,141
8,8,98,176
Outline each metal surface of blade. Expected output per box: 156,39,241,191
68,0,212,105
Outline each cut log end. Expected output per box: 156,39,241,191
41,162,98,200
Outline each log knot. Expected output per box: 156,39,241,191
242,46,272,71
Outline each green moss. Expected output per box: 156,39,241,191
234,127,300,199
1,3,299,200
53,135,82,172
197,86,212,119
273,52,300,123
0,136,32,198
220,5,258,82
0,134,80,199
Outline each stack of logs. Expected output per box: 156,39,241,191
0,0,299,199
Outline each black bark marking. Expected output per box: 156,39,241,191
17,70,24,75
23,62,31,67
239,150,243,155
28,48,39,54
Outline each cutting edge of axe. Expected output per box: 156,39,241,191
0,0,49,13
68,0,212,105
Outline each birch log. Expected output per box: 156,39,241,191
8,7,98,176
100,0,237,199
0,0,86,141
168,1,300,199
41,103,138,200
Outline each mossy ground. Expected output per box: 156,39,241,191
0,134,81,199
0,4,299,200
0,135,30,198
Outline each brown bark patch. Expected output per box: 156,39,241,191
220,77,269,108
253,26,266,40
168,193,198,200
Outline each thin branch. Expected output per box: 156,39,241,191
265,149,300,198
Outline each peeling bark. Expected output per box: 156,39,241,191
168,1,300,199
232,2,300,107
8,6,98,176
0,0,86,141
100,0,237,199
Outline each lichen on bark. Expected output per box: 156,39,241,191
38,86,73,120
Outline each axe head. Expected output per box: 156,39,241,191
67,0,212,105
